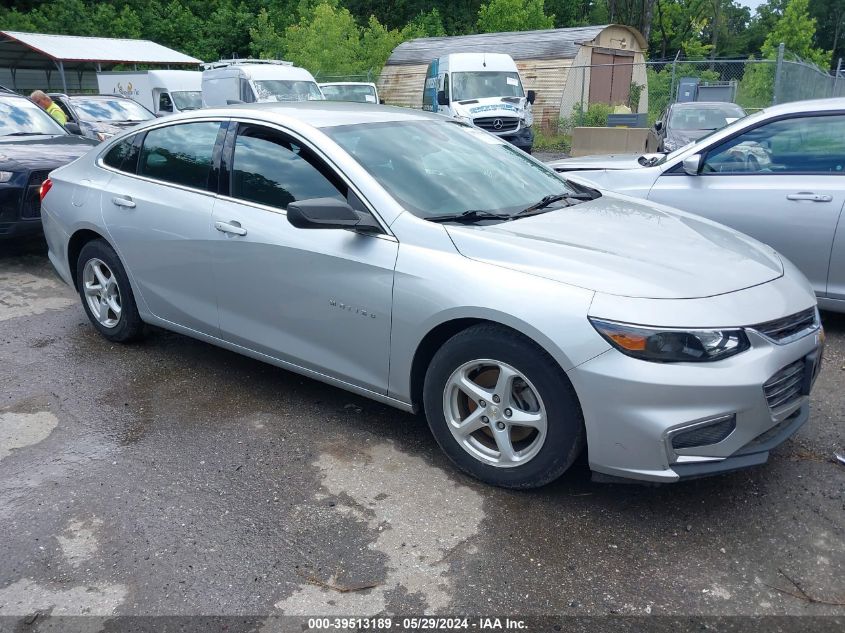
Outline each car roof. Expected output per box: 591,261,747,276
761,97,845,115
173,101,445,128
50,93,137,101
671,101,745,110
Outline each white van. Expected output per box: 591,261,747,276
97,70,202,116
423,53,536,153
202,59,324,107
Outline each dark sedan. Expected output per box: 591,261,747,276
50,94,155,143
0,90,97,239
646,101,746,153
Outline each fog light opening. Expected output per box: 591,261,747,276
671,414,737,450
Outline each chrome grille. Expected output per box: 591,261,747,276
20,170,50,220
763,359,805,412
752,308,817,344
473,116,519,133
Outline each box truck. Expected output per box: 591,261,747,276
201,59,324,106
96,70,202,116
423,53,536,153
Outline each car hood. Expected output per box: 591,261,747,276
444,195,783,299
0,135,97,171
547,153,656,171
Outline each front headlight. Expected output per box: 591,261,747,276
589,318,750,363
662,139,678,152
454,114,472,125
0,171,15,183
95,131,114,142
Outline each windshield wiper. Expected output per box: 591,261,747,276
426,209,513,224
3,132,48,136
512,192,594,218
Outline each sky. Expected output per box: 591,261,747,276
735,0,767,10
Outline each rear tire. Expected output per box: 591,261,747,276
76,239,144,343
423,324,585,489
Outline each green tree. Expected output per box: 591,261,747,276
282,1,363,75
402,8,448,38
360,15,404,73
249,7,286,59
762,0,831,67
477,0,555,33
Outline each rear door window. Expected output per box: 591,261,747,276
102,135,140,174
139,122,221,190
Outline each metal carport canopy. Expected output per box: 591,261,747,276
0,31,201,92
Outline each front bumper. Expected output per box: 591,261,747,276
500,126,534,152
568,322,822,483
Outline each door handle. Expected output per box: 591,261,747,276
786,192,833,202
111,195,136,208
214,221,247,236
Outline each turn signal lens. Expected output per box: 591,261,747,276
39,178,52,201
590,318,750,363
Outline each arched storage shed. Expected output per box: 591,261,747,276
379,24,647,129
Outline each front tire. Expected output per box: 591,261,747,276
423,324,585,489
76,239,144,343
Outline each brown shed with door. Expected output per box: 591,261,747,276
379,24,648,130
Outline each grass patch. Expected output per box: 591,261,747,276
533,130,571,153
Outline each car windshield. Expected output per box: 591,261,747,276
171,91,202,110
324,120,576,219
669,105,745,131
71,98,155,122
253,80,324,102
321,84,377,103
0,96,67,136
452,71,524,101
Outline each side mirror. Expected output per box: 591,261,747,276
64,122,82,135
437,90,448,106
683,154,703,176
654,120,663,131
287,198,381,233
526,90,536,104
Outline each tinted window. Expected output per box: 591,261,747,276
703,114,845,175
140,122,220,189
231,126,344,210
103,135,140,173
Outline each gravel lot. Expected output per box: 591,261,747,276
0,239,842,628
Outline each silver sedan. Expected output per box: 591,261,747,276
550,98,845,313
41,103,823,487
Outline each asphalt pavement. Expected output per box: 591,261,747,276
0,239,843,629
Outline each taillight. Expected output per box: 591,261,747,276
39,178,52,202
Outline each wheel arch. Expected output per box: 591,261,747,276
67,228,110,290
407,315,576,413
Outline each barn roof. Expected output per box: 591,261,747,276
385,25,645,66
0,31,201,68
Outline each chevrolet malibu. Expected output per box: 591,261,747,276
41,103,824,488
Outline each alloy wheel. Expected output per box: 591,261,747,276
442,359,547,468
82,258,122,329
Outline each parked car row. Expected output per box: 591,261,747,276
34,100,827,490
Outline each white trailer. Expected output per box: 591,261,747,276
96,70,202,116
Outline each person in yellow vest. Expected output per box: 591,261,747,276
30,90,67,126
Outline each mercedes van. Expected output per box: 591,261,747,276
423,53,536,153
